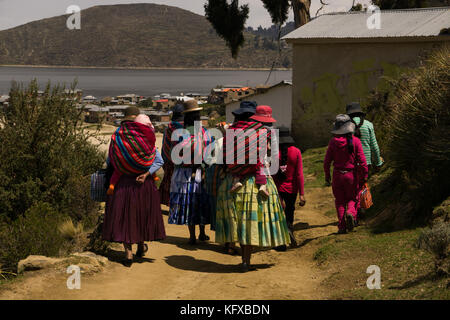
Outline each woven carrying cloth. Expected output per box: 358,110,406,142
109,121,157,175
224,121,268,176
161,121,184,163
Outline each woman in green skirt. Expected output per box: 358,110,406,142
215,105,290,272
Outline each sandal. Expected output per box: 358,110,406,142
136,244,148,258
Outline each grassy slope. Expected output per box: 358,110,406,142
301,147,449,300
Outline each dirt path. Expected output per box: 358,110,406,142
0,186,337,300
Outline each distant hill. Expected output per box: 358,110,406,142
0,3,292,69
247,22,296,40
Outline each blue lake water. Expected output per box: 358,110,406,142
0,67,292,98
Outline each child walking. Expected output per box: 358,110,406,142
324,114,368,234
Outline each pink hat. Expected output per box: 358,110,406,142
250,105,276,123
135,114,154,130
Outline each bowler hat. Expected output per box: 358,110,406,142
183,100,203,113
232,101,257,116
250,105,276,123
331,114,355,135
346,102,365,116
123,106,141,121
278,126,295,145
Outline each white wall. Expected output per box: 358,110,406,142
226,84,292,130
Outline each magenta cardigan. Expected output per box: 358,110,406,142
323,136,368,181
274,146,305,196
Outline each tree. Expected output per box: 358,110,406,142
204,0,312,58
204,0,250,58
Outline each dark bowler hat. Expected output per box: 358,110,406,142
331,114,355,135
346,102,365,116
123,106,141,121
278,126,295,145
232,101,257,116
171,104,184,121
183,100,203,113
172,104,184,114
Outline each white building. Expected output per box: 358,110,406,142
225,80,292,129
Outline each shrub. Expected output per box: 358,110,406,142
0,80,105,271
58,218,88,253
417,221,450,276
366,46,450,229
0,202,67,272
0,80,104,222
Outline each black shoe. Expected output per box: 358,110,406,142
274,245,287,252
240,263,256,273
188,238,197,245
345,213,355,232
122,259,133,268
136,243,148,258
198,234,210,242
337,229,347,235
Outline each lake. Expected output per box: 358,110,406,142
0,67,292,98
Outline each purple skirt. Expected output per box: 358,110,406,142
102,174,166,244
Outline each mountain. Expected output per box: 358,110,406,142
247,22,296,40
0,3,291,69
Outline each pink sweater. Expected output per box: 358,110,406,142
274,146,305,196
324,136,368,181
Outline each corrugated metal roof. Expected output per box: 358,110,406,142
283,7,450,41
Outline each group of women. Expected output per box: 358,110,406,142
101,100,381,270
102,100,306,271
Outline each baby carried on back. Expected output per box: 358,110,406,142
108,112,157,195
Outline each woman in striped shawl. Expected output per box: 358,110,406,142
215,103,291,272
159,104,184,206
103,107,166,267
168,100,213,245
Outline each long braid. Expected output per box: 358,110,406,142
351,115,365,139
347,133,354,154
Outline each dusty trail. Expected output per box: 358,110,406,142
0,186,337,300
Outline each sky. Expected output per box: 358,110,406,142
0,0,371,31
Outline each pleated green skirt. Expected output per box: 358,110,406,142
215,174,291,247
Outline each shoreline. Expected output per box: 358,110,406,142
0,64,292,72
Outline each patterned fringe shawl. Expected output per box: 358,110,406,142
161,121,184,163
224,121,269,176
174,126,213,166
109,121,156,175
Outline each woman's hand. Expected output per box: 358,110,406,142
136,172,150,184
325,178,331,187
299,195,306,207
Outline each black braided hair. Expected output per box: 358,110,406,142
350,114,365,139
346,133,354,154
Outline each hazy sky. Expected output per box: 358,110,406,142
0,0,370,31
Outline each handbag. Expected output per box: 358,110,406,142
360,183,373,209
90,169,108,202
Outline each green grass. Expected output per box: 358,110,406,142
314,226,450,299
302,147,328,188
